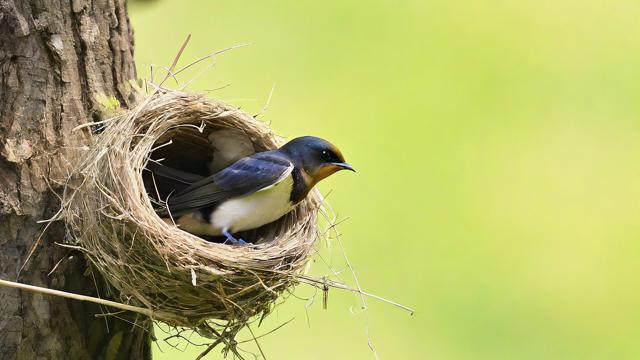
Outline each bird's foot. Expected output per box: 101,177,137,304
222,229,249,246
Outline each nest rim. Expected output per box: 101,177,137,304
61,90,323,330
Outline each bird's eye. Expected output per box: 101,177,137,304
321,150,333,161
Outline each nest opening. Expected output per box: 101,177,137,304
61,91,322,332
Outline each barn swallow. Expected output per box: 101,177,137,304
148,136,354,245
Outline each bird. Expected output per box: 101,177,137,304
147,136,354,245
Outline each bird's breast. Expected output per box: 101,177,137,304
210,174,295,233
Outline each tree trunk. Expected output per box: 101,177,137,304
0,1,151,359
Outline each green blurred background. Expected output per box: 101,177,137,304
129,1,640,359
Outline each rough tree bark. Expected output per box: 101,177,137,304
0,1,151,359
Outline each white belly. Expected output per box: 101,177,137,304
210,175,295,233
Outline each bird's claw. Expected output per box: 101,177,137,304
222,229,249,246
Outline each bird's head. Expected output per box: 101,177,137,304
280,136,355,183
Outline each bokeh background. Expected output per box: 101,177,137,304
129,1,640,359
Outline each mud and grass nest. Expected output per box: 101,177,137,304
60,91,323,334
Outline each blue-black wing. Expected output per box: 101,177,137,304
162,151,293,216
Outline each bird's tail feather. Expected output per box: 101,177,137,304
145,161,205,184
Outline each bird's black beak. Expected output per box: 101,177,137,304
332,162,356,172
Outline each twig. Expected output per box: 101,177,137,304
246,324,267,360
0,278,157,318
171,43,251,78
253,83,276,118
158,34,192,88
297,276,414,315
237,318,295,344
195,335,224,359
